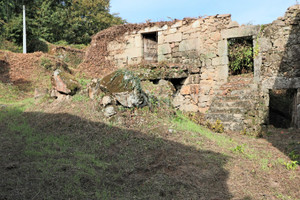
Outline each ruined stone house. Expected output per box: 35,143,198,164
82,5,300,132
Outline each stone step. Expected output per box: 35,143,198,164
212,100,254,108
206,115,246,131
205,113,245,123
220,83,257,90
227,75,254,82
220,84,251,90
213,95,257,102
207,107,248,114
222,122,245,132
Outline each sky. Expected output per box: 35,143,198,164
110,0,297,25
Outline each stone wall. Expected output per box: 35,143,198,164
88,5,300,130
257,5,300,128
104,14,233,112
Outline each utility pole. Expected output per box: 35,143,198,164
23,4,26,54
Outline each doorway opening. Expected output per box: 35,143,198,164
142,32,158,63
269,89,296,128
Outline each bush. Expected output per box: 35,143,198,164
27,38,49,53
228,37,253,75
0,40,22,53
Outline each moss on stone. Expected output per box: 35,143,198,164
100,70,137,93
59,71,80,95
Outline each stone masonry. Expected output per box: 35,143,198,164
84,5,300,132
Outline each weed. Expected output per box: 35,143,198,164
232,144,245,153
275,193,292,200
254,25,264,58
78,78,91,89
206,119,224,133
283,161,298,170
0,40,22,53
260,158,270,170
240,128,247,135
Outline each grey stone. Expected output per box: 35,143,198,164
101,96,112,107
52,69,79,95
180,104,199,112
114,90,146,108
262,77,300,89
272,20,285,26
141,80,175,99
104,106,116,117
172,93,185,108
258,38,272,52
221,25,260,39
227,21,239,29
0,104,7,110
100,70,148,108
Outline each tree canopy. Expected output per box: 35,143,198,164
0,0,125,51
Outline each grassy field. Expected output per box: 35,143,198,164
0,88,300,199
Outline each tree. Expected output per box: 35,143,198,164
0,0,124,50
61,0,125,44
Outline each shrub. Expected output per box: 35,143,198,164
206,119,224,133
228,37,253,75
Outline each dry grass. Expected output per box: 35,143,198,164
0,97,299,200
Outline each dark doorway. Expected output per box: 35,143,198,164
269,89,296,128
142,32,158,63
228,36,253,75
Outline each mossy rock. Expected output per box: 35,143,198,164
52,70,80,95
60,72,79,93
99,70,147,108
100,70,137,93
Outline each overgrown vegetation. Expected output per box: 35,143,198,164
228,37,253,75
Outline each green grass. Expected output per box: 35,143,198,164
0,83,20,102
172,111,235,148
0,106,117,199
71,94,90,102
1,93,300,199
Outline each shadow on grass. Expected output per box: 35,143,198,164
265,128,300,164
0,107,233,199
